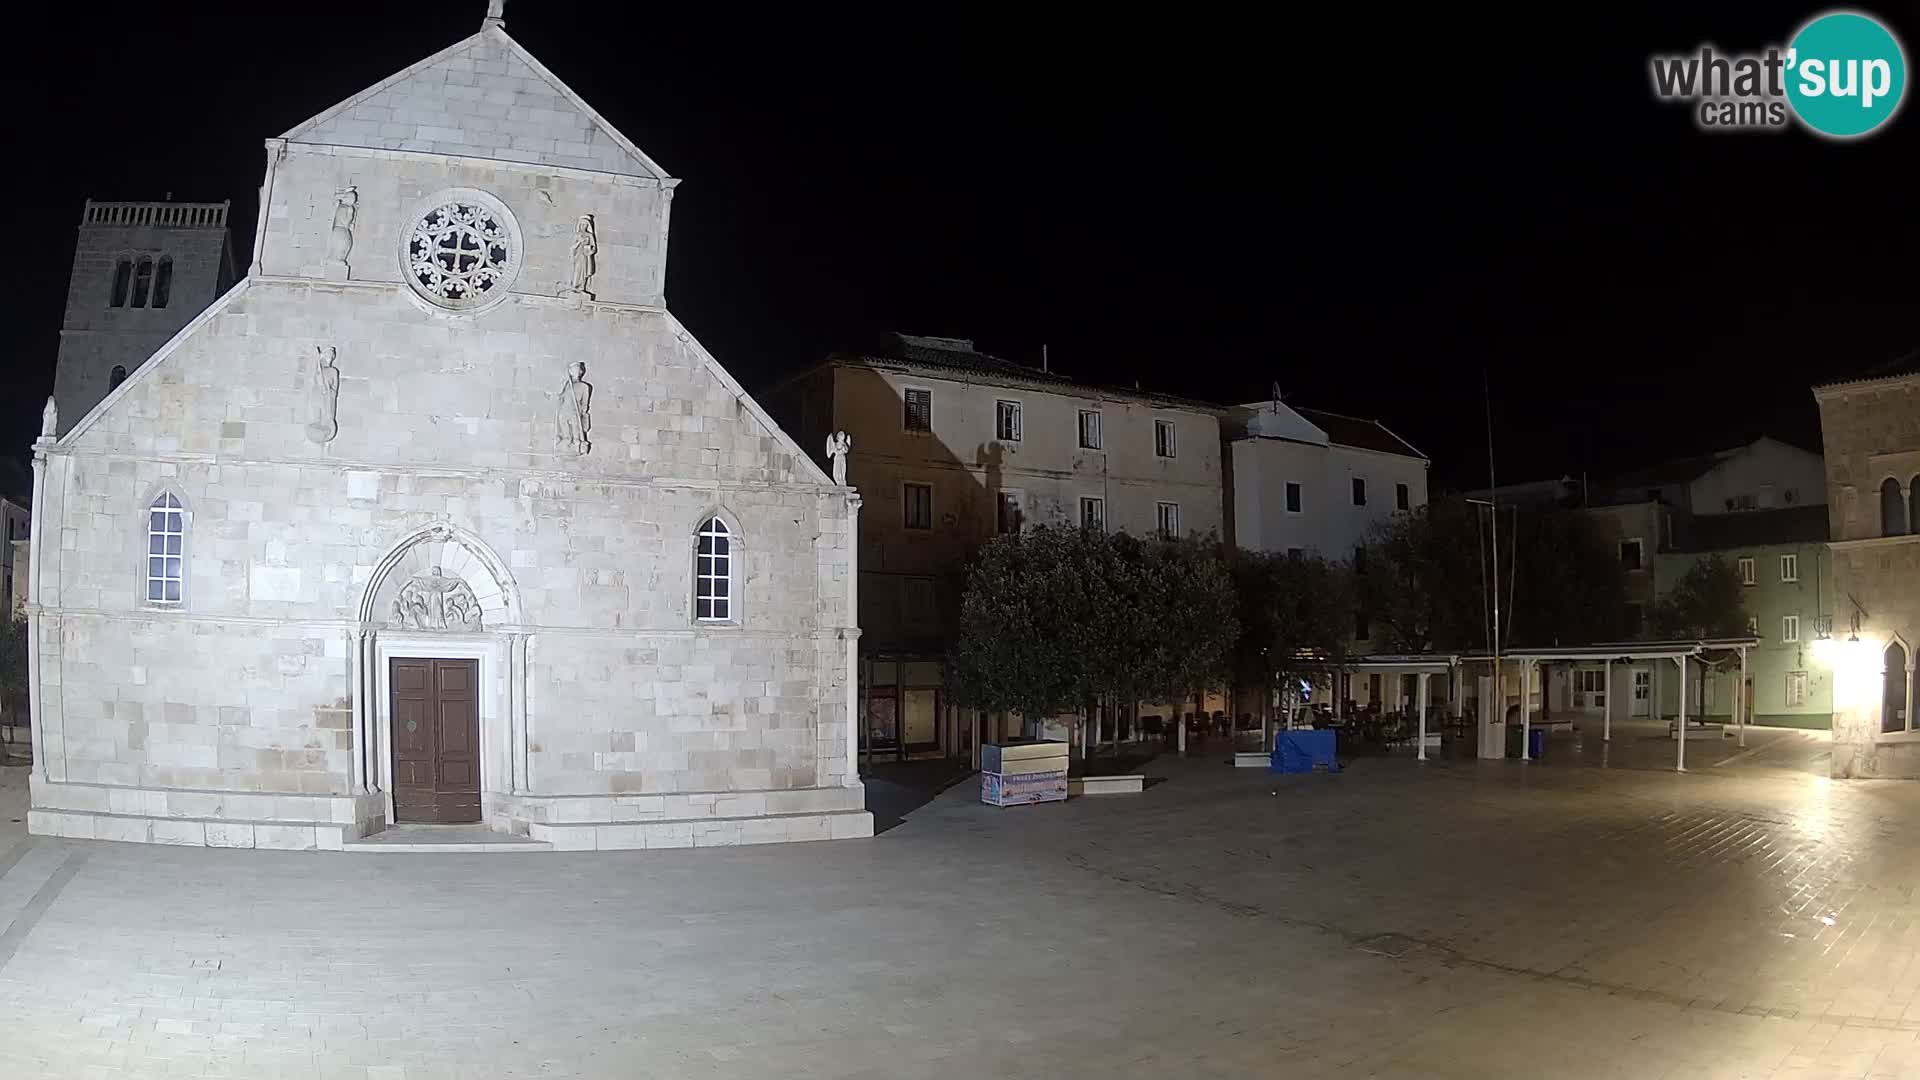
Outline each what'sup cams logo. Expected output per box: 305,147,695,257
1650,10,1907,137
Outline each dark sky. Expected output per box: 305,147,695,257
5,1,1913,492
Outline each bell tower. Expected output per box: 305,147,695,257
49,198,236,434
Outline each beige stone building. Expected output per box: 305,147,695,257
1814,355,1920,778
767,334,1224,756
24,11,869,849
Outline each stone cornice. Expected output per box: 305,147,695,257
1828,533,1920,552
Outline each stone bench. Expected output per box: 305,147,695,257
1232,752,1270,769
1069,775,1145,795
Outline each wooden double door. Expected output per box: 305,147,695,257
389,658,481,823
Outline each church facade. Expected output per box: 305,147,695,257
24,11,871,849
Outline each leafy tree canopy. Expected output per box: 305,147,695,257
950,527,1238,718
1231,550,1353,691
1655,554,1749,639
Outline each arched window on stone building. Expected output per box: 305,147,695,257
110,259,132,307
146,493,185,605
130,256,155,308
1882,477,1909,537
1911,476,1919,535
109,365,128,390
1884,640,1910,734
694,516,735,622
152,256,173,309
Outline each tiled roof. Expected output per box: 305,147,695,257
1604,451,1731,490
1668,505,1830,552
1292,407,1426,460
831,333,1220,410
1814,349,1920,389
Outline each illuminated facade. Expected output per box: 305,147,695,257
1813,357,1919,778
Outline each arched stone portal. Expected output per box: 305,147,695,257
351,523,530,830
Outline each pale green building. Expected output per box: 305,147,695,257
1655,505,1834,728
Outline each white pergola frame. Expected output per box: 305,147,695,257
1312,655,1462,762
1316,638,1758,772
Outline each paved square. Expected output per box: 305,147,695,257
3,725,1918,1079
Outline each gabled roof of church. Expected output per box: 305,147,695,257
279,23,671,181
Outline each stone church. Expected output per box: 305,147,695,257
24,6,871,849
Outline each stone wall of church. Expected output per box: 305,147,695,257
258,145,669,309
31,276,857,844
1815,374,1920,779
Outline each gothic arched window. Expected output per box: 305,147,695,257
152,256,174,309
130,256,155,308
1882,477,1909,537
1883,640,1910,734
146,493,185,605
694,517,735,622
110,259,132,307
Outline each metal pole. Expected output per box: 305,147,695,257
1417,672,1430,762
1520,659,1532,762
1675,655,1688,772
1603,657,1612,742
1738,647,1749,748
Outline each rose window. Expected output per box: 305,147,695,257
406,201,514,308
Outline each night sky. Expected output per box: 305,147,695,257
4,1,1913,495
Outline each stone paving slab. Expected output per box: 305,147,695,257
2,751,1918,1078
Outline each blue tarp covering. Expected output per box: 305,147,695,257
1272,729,1340,774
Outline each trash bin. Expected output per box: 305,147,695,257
1529,727,1547,759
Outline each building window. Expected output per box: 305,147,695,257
1619,539,1643,571
902,388,933,432
1079,496,1105,532
151,256,174,309
1156,502,1181,540
1154,419,1176,458
995,400,1022,443
1785,670,1808,708
1883,640,1911,734
1285,482,1302,513
1737,556,1756,586
1780,614,1799,643
1780,553,1799,583
1882,477,1909,537
130,256,155,308
146,493,185,605
109,365,129,390
694,517,734,621
1351,478,1367,506
903,483,933,531
997,491,1024,535
1576,669,1606,694
903,576,937,630
1395,483,1410,511
1077,410,1102,450
110,259,132,307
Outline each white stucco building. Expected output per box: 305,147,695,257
1224,396,1428,561
24,9,870,850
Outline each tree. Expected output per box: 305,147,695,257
1231,550,1354,724
949,527,1238,731
1654,555,1748,639
1358,496,1629,652
0,617,26,749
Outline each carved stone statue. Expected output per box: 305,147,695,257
306,346,339,444
567,215,598,299
556,362,593,455
325,187,358,281
388,567,483,631
825,430,853,485
39,396,57,440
